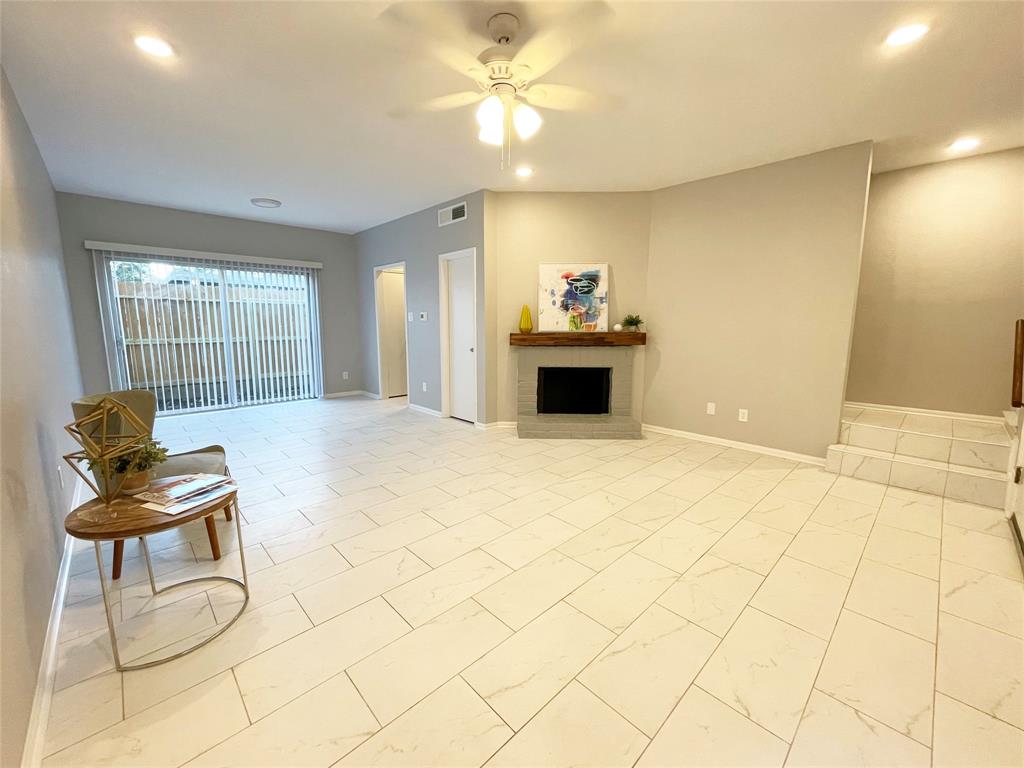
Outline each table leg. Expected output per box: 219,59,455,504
204,515,222,560
111,540,124,580
94,541,123,671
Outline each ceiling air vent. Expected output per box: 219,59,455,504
438,201,467,227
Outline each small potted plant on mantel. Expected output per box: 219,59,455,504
622,314,644,332
89,437,169,496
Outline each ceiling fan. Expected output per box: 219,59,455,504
385,2,613,165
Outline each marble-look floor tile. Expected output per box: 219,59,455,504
715,474,777,504
616,492,694,530
300,486,396,525
696,607,826,741
787,690,930,768
482,514,580,569
603,472,670,502
464,602,613,729
862,524,940,579
261,510,377,564
487,488,569,528
636,685,788,768
361,486,453,526
44,672,248,768
234,597,409,721
941,525,1023,581
551,489,632,529
786,521,866,578
559,517,649,570
424,489,513,527
579,604,718,735
829,475,887,507
633,516,722,573
943,498,1012,539
750,556,849,640
186,671,378,767
658,555,763,636
333,513,443,566
335,677,511,767
566,553,678,633
679,493,753,532
43,672,122,757
744,492,815,534
407,514,510,567
940,560,1024,638
661,472,724,502
486,681,648,768
810,495,878,536
932,692,1024,768
474,551,593,630
876,493,943,538
347,600,510,725
293,548,430,625
123,595,311,716
816,611,935,745
384,549,510,627
845,559,938,641
708,520,792,575
937,612,1023,729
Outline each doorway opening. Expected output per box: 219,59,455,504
438,248,477,423
373,263,409,400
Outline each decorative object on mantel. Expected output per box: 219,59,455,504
538,263,609,332
88,437,168,496
613,323,623,332
64,397,150,505
622,314,643,332
510,331,646,346
518,304,534,334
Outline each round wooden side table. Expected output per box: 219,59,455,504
64,475,249,671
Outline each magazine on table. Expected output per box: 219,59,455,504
134,473,229,506
139,475,237,516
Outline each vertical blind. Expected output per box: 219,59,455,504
92,245,323,414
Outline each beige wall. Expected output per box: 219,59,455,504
847,148,1024,415
1,71,84,766
490,192,653,422
644,143,874,457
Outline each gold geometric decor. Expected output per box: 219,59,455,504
64,397,150,505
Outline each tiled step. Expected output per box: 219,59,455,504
825,443,1007,508
839,405,1011,473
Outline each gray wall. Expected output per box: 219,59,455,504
644,142,874,457
54,194,362,397
489,192,653,422
1,71,84,768
355,191,487,417
847,148,1024,415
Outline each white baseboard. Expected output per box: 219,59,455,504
844,400,1005,424
408,403,442,417
642,423,825,466
475,421,516,431
322,390,371,399
21,478,84,767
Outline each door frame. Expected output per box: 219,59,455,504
438,248,477,420
373,261,409,400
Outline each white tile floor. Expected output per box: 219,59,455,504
44,396,1024,767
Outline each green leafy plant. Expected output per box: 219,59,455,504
88,437,168,476
622,314,643,329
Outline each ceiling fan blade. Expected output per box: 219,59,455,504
379,2,489,81
521,84,613,112
512,1,612,82
389,91,485,118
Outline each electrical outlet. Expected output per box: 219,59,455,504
408,312,414,322
706,402,716,416
419,311,428,321
342,371,349,380
421,382,427,392
738,408,749,423
57,464,65,489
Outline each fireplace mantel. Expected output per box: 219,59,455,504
509,331,646,347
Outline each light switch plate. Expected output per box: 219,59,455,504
706,402,716,415
738,409,749,422
408,312,414,322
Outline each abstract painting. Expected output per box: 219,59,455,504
538,264,609,332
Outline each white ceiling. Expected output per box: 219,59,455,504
3,1,1021,233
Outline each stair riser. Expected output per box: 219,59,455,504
840,423,1010,472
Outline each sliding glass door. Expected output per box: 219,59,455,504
94,248,323,414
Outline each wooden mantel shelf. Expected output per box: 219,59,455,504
510,331,647,347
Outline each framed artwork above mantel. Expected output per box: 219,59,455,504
538,263,609,332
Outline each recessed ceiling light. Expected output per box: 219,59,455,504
948,137,981,153
885,23,929,47
250,197,282,208
515,167,534,178
134,35,175,58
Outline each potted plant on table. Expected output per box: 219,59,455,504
622,314,644,332
89,437,169,496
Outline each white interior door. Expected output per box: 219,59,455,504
447,255,476,422
379,270,408,398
